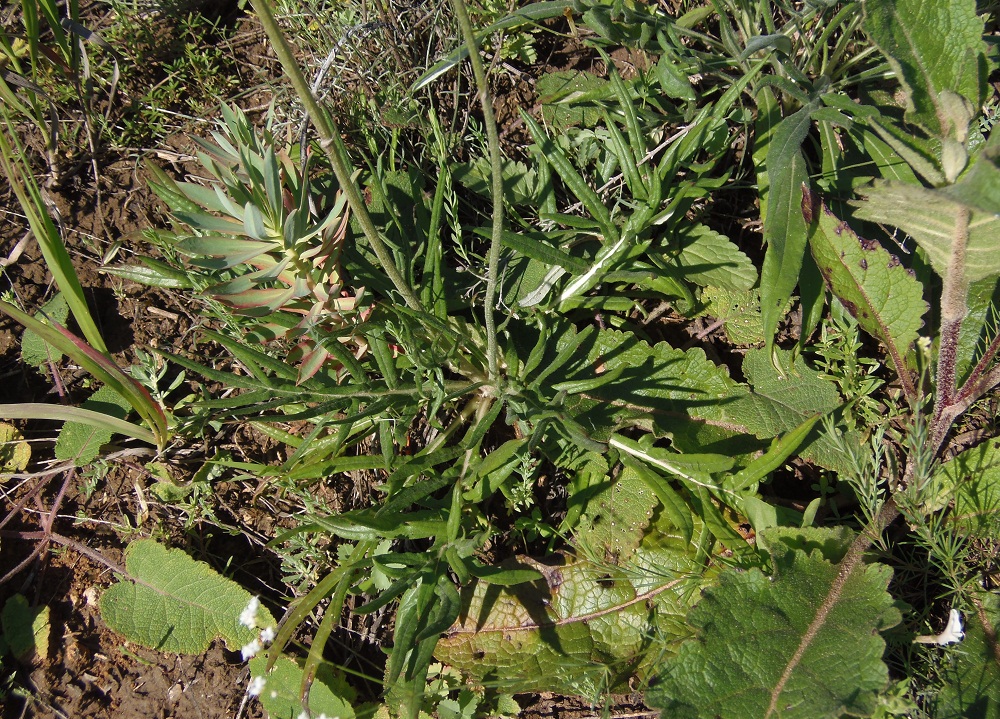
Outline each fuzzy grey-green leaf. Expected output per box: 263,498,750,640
99,539,275,654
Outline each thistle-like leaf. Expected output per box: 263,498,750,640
646,527,901,719
806,192,926,400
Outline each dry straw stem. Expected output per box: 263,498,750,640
447,0,505,383
249,0,423,314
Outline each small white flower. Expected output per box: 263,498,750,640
247,676,266,696
260,625,277,644
915,609,965,645
297,713,310,719
240,596,261,629
241,638,263,661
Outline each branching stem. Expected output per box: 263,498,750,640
448,0,505,385
249,0,423,314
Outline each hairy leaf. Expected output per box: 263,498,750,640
541,326,743,443
21,292,68,368
934,592,1000,719
1,594,49,660
853,181,1000,284
669,224,757,291
537,70,610,129
647,527,900,719
0,422,30,475
862,0,986,140
701,286,765,345
573,464,661,564
807,194,926,397
720,349,853,473
955,276,1000,384
100,539,276,653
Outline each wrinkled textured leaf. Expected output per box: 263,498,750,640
0,422,30,475
670,224,757,291
545,326,743,443
434,552,700,698
54,386,131,466
720,349,853,473
543,327,850,472
537,70,609,129
863,0,985,139
100,539,275,653
248,654,356,719
853,181,1000,284
924,438,1000,539
807,196,926,384
647,527,901,719
573,465,659,564
935,592,1000,719
438,464,706,698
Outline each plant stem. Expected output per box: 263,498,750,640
249,0,423,314
448,0,505,385
929,204,972,455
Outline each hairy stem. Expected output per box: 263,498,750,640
249,0,423,313
448,0,505,385
764,494,899,719
929,204,972,456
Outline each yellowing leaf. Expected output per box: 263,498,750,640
435,554,699,698
0,422,30,476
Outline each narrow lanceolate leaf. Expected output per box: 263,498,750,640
99,539,276,654
760,106,815,352
647,528,901,719
853,181,1000,284
862,0,985,139
806,191,926,402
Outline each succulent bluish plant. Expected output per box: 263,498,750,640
148,104,366,381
